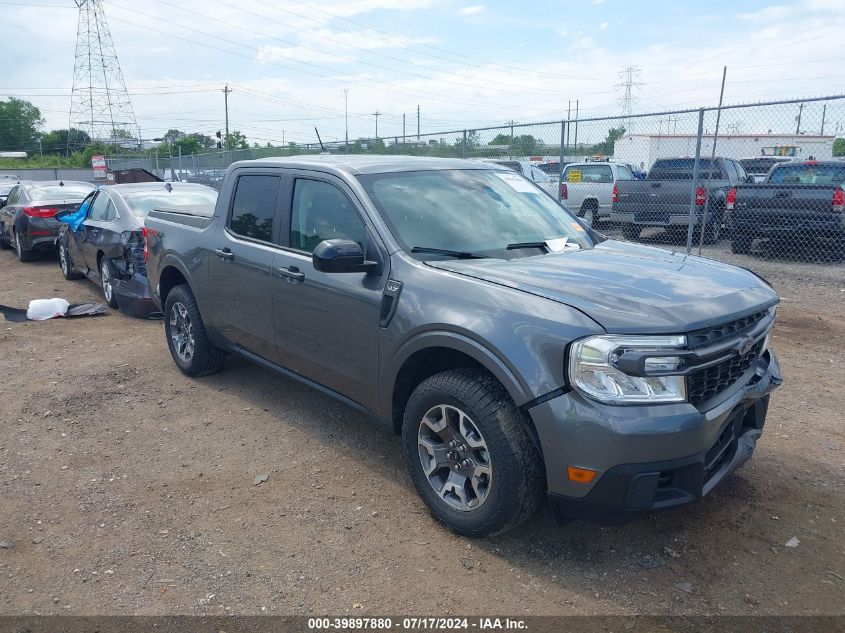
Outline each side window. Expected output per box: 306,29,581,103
87,192,111,221
616,165,635,180
228,175,280,243
290,179,366,253
733,161,748,182
6,187,20,206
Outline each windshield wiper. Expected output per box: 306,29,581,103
410,246,486,259
506,241,548,251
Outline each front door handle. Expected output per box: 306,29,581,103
214,247,234,262
276,265,305,282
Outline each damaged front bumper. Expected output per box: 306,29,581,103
528,349,782,525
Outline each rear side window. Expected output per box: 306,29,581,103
290,179,366,253
767,164,845,185
564,164,613,183
228,175,280,243
87,192,113,221
649,158,723,180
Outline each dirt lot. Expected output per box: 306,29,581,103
0,246,843,617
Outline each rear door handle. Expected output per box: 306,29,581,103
214,247,234,262
276,265,305,282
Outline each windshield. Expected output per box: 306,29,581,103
121,187,219,216
30,184,93,200
358,169,593,258
767,163,845,185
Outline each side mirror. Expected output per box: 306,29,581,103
312,239,377,274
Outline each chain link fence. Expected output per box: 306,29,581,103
107,95,845,273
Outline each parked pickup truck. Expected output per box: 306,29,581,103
611,157,753,244
560,161,638,227
145,155,782,536
730,160,845,255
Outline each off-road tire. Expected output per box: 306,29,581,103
402,368,545,538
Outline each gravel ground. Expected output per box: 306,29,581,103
0,245,843,617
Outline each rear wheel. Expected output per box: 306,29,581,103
59,239,84,280
99,258,119,309
402,368,545,537
702,214,722,245
731,233,753,254
0,224,10,249
164,284,224,377
622,224,641,241
580,204,596,229
14,230,35,262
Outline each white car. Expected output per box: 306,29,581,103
488,160,558,197
559,161,638,227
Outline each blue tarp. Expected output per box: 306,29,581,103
57,198,90,232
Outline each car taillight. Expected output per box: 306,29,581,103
833,188,845,213
559,182,568,200
612,182,618,204
695,186,707,206
22,206,60,218
141,226,156,262
725,187,737,210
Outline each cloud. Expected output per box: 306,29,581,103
592,0,607,4
598,21,608,30
257,29,435,64
459,5,486,15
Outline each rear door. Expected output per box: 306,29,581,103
207,171,283,360
270,172,386,411
65,191,96,267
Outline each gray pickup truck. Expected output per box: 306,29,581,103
611,157,752,244
730,160,845,255
145,155,782,537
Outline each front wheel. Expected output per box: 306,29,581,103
163,284,224,377
402,368,545,537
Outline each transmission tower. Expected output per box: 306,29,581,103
68,0,139,150
615,65,641,130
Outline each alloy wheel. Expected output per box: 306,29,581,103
100,261,113,303
417,404,492,512
169,301,195,363
60,244,69,276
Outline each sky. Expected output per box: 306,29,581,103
2,0,845,147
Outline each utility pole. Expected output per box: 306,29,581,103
573,100,579,155
373,110,381,139
223,84,232,150
402,113,406,140
417,105,420,140
821,104,826,135
796,102,803,134
343,88,349,152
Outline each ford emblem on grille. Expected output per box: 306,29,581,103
737,336,756,356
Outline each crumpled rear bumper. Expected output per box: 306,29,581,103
113,274,162,319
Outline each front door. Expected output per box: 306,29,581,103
207,172,282,360
271,174,386,411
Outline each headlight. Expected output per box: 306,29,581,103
568,335,687,404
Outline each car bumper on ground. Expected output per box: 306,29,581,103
113,273,162,319
528,349,782,524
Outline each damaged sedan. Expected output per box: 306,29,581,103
56,182,218,318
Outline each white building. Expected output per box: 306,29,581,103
613,134,835,172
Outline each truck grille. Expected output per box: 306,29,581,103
687,340,765,405
687,309,769,349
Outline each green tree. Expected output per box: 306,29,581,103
0,98,44,152
225,130,249,150
40,128,91,155
592,126,626,156
834,137,845,157
512,134,538,155
489,133,511,145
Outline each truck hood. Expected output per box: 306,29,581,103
427,240,779,333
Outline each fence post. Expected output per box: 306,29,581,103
557,120,566,202
394,137,398,154
462,130,467,159
685,109,706,255
178,146,183,181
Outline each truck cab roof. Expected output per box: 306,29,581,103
245,155,507,176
